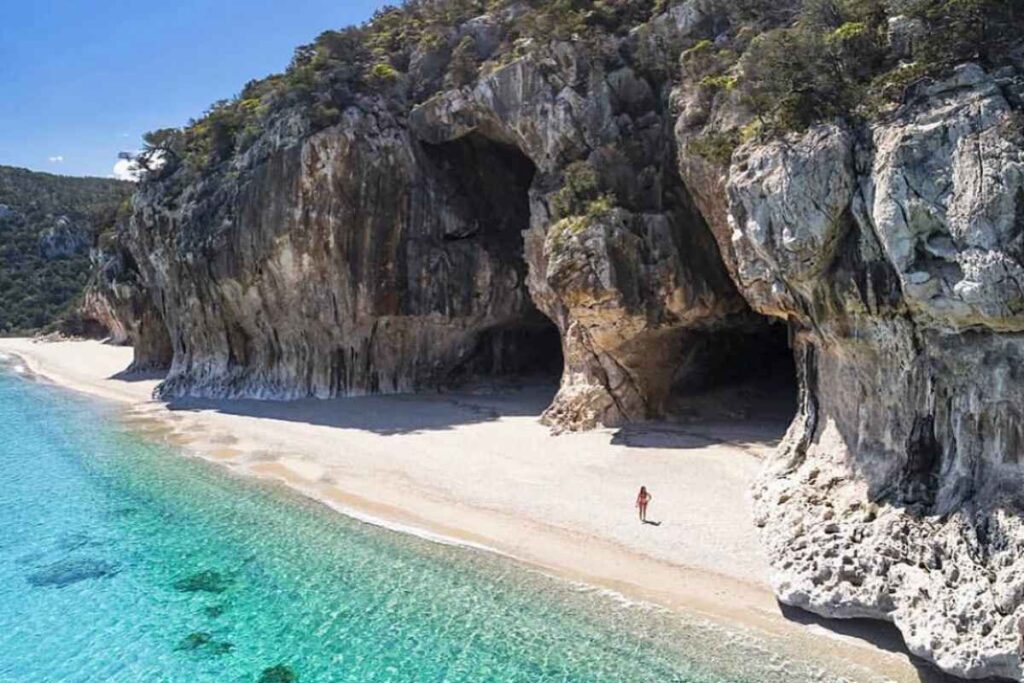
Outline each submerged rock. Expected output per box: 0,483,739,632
174,631,234,656
27,558,120,588
258,664,297,683
173,569,233,594
203,603,227,618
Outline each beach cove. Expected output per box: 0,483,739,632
0,338,958,682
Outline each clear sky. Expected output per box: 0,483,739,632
0,0,388,179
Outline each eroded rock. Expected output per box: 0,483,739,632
704,66,1024,680
127,28,756,428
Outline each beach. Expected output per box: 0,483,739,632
0,337,947,682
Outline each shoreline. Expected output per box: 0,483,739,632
0,338,941,682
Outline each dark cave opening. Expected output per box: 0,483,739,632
454,315,565,385
667,321,799,423
421,133,564,388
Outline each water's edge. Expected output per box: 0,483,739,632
0,350,912,682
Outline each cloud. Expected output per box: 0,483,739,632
112,157,141,181
48,155,64,163
112,150,164,182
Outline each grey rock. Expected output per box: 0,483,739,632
39,215,90,259
887,15,925,62
712,67,1024,680
123,40,753,429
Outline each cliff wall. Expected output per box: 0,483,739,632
678,62,1024,679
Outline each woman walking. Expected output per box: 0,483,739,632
635,486,652,523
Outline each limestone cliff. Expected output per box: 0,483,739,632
680,62,1024,680
97,0,1024,678
119,3,760,427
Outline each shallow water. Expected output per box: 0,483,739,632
0,360,881,682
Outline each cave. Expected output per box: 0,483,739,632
419,131,796,421
666,320,799,423
421,133,564,388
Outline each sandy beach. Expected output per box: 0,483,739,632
0,337,953,682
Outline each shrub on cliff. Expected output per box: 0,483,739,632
688,0,1022,150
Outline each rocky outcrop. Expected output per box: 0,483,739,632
129,103,553,399
408,36,752,428
678,65,1024,679
126,9,760,427
38,216,90,259
76,245,172,371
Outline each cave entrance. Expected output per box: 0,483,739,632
421,133,564,390
667,320,798,424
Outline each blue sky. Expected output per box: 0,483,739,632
0,0,388,178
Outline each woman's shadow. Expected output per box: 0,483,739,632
643,520,662,526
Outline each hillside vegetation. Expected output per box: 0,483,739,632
133,0,1022,182
0,166,132,335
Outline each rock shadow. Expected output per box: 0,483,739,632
778,604,1014,683
610,420,787,452
109,368,168,383
26,557,120,588
165,384,558,436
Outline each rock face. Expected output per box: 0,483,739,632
128,105,566,398
78,244,173,371
125,9,758,427
690,65,1024,680
408,40,753,428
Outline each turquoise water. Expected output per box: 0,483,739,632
0,360,869,683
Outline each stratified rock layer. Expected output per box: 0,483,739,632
683,65,1024,680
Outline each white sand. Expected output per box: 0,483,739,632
0,338,936,682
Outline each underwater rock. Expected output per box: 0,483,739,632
258,664,297,683
27,558,120,588
174,631,234,656
173,569,233,594
203,604,227,618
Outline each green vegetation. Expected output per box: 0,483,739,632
137,0,1021,176
547,159,619,252
689,0,1023,144
0,166,132,335
550,161,618,218
140,0,678,178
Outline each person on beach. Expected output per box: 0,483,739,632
636,486,652,523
